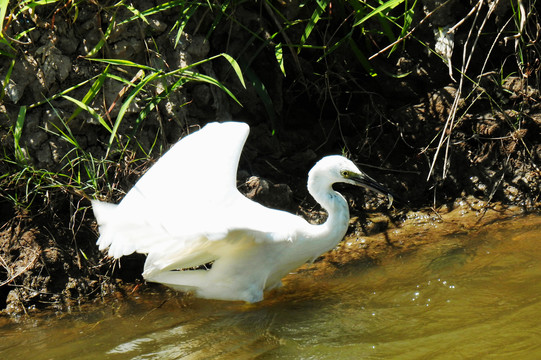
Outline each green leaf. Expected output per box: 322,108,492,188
353,0,405,27
205,1,228,39
0,0,8,36
14,106,27,163
86,58,159,72
173,3,199,48
85,13,116,58
275,43,286,76
128,77,191,144
107,71,161,156
123,2,149,24
0,58,15,101
28,77,96,109
317,30,352,61
391,0,416,54
164,53,245,89
300,0,330,51
219,53,246,88
244,66,275,126
183,70,242,106
67,65,109,122
117,0,184,26
62,95,112,133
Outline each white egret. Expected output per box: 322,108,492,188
92,122,393,303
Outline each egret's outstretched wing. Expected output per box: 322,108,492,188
130,121,249,200
94,122,252,257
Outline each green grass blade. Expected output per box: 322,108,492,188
117,0,184,26
13,26,36,42
317,30,352,61
128,77,190,145
85,13,115,58
0,48,16,58
219,53,246,88
17,0,59,12
62,95,112,133
28,76,96,109
107,71,161,156
183,70,242,106
275,42,286,76
164,53,245,89
300,0,330,51
174,3,200,48
353,0,405,27
67,65,109,122
122,2,149,24
205,0,229,39
14,106,27,163
86,58,159,72
0,0,8,36
391,0,416,54
0,58,15,101
43,99,81,149
377,12,397,44
244,66,275,126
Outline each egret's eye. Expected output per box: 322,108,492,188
341,170,350,178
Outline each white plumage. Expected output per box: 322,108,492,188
93,122,392,303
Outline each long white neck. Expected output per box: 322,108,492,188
306,175,350,252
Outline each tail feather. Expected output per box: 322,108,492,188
92,200,149,258
92,200,119,251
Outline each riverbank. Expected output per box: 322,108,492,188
1,192,537,316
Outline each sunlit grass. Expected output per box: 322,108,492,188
0,0,245,213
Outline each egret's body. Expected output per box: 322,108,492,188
93,122,392,302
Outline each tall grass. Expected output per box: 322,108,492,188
0,0,245,212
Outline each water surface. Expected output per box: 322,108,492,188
2,215,540,359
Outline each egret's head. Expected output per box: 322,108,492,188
309,155,394,207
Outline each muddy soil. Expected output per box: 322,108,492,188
0,1,540,315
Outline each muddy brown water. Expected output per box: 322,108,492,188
1,213,540,359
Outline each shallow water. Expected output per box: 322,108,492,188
2,215,540,359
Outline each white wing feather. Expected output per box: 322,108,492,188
93,122,307,275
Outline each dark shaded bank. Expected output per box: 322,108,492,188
0,1,539,315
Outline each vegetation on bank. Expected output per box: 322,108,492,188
0,0,539,313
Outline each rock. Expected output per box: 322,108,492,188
4,78,26,104
35,143,53,165
3,58,38,104
55,21,79,55
110,38,144,60
187,35,210,60
79,19,102,55
241,176,294,211
5,290,25,315
149,19,167,33
21,111,45,151
27,129,48,151
37,45,71,87
504,184,520,202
